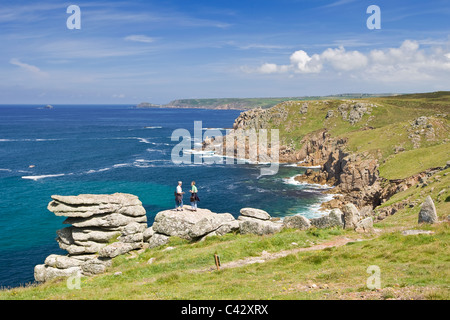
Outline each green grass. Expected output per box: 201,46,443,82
379,143,450,180
2,212,449,300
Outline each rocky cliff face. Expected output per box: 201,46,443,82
291,132,382,208
209,103,387,210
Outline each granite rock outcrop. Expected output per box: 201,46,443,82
34,193,147,282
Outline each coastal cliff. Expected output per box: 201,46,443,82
203,93,450,217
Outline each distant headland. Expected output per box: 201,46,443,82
135,93,396,111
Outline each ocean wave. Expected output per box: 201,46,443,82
86,167,112,174
144,126,162,129
133,160,155,168
282,174,333,189
299,165,322,169
247,185,269,193
22,174,66,181
0,138,61,142
183,149,215,155
137,138,152,144
113,163,130,168
282,163,300,167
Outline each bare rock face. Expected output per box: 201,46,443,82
34,193,148,282
299,103,308,114
355,217,374,233
148,233,170,248
240,208,271,221
151,206,239,241
310,209,344,229
283,215,311,230
418,196,438,224
342,203,360,229
239,217,283,235
238,209,283,235
337,102,375,125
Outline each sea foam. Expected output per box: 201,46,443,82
22,174,66,181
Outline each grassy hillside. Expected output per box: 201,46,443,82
262,92,449,180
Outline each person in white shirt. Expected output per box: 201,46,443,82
174,181,184,211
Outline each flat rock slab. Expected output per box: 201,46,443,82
51,193,142,206
238,216,283,235
401,230,435,236
48,193,146,218
240,208,271,220
63,213,147,229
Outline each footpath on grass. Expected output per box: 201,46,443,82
196,236,358,272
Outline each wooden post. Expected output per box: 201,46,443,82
214,254,220,271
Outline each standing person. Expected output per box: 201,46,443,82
174,181,184,211
189,181,200,211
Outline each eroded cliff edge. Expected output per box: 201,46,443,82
203,97,449,216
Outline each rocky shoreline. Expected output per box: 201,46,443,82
203,104,449,217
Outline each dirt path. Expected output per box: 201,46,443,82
196,236,357,272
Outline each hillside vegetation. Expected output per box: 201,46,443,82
261,92,449,180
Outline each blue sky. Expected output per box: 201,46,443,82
1,0,449,104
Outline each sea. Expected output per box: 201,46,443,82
0,105,333,288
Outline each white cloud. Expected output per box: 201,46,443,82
124,35,155,43
290,50,323,73
9,58,47,76
258,63,280,74
243,40,450,83
320,46,368,71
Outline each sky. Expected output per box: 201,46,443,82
1,0,449,104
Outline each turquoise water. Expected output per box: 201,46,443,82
0,105,330,288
